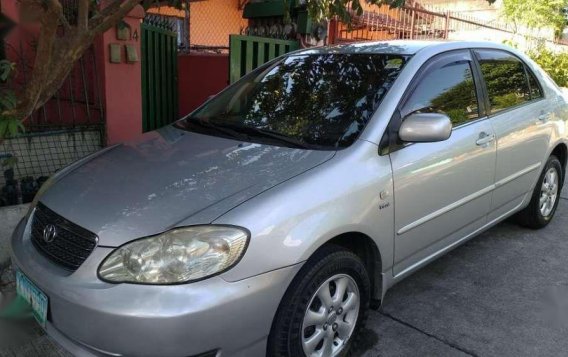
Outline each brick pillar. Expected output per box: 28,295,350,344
96,4,145,145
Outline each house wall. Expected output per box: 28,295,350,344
148,0,247,48
1,0,103,129
188,0,246,48
96,4,145,145
178,53,229,117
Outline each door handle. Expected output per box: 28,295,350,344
538,112,551,123
476,132,495,146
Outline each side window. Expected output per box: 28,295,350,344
475,50,531,114
402,61,479,126
526,68,544,99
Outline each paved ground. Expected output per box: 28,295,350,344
1,190,568,356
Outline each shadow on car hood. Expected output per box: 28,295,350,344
40,126,335,246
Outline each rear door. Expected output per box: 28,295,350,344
389,50,497,276
473,49,554,221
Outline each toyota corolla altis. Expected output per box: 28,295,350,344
11,41,567,357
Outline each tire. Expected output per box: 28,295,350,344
267,245,370,357
516,155,564,229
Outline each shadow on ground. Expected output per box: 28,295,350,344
359,198,568,357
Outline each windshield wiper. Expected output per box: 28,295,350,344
180,118,310,149
217,123,310,149
184,118,248,141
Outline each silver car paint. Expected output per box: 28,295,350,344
40,125,334,246
398,113,453,142
10,40,568,357
11,217,302,356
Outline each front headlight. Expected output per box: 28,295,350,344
98,225,249,284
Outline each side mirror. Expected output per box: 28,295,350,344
399,113,452,143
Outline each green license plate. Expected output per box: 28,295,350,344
16,271,48,328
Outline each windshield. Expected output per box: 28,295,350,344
176,53,409,150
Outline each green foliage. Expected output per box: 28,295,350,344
142,0,185,10
528,47,568,88
493,92,520,108
502,0,568,35
0,60,22,140
0,59,21,169
0,156,18,169
0,61,15,82
478,59,528,110
305,0,405,23
430,77,478,125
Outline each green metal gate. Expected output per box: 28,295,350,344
229,35,299,83
141,17,178,132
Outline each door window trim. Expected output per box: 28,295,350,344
380,49,487,156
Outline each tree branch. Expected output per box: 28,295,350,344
77,0,91,33
90,0,141,34
58,13,72,31
16,0,63,120
90,0,137,27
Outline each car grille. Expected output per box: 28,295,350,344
30,202,98,271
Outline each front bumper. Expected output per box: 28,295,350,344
10,218,301,357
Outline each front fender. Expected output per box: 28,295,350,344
216,140,395,283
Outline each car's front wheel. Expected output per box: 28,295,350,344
267,245,370,357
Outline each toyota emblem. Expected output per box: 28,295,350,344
43,224,58,243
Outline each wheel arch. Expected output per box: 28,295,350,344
551,142,567,179
317,232,384,307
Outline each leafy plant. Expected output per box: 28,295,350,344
0,60,22,140
0,155,18,169
0,60,15,82
0,60,21,169
304,0,405,23
502,0,568,36
528,47,568,88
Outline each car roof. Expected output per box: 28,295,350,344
295,40,515,56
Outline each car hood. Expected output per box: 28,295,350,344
40,126,334,246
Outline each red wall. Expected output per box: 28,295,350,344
2,0,97,129
97,4,145,145
178,54,230,117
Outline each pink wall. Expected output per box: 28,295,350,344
96,5,145,145
1,0,140,138
178,53,229,117
1,0,100,128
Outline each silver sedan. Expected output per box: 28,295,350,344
11,41,567,357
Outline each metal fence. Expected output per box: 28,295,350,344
141,16,179,132
0,8,105,206
147,0,248,54
229,35,299,83
331,3,568,52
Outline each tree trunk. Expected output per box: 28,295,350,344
5,0,141,125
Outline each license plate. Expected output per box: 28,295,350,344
16,271,48,328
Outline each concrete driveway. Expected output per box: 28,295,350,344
2,193,568,356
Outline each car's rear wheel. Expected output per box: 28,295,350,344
268,245,370,357
516,155,563,229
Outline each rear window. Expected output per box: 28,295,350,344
475,50,531,114
177,53,409,150
527,68,544,99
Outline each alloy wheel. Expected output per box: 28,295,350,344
540,167,559,217
301,274,360,357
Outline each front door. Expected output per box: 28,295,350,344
389,50,497,276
